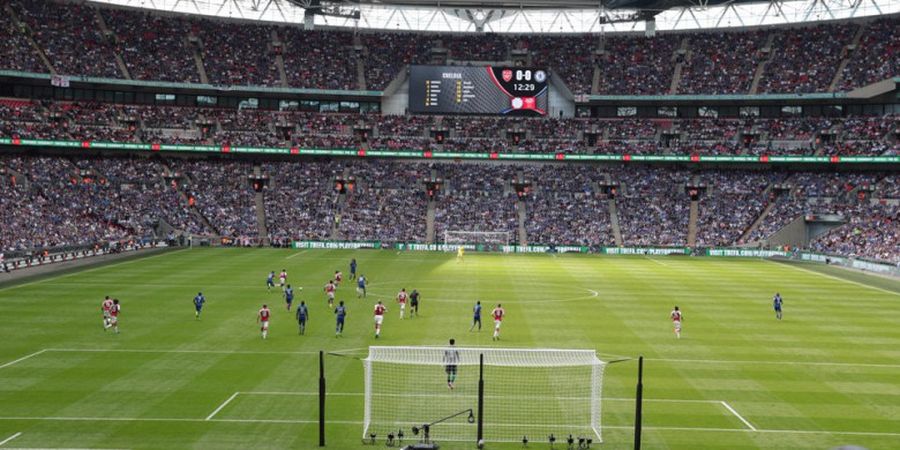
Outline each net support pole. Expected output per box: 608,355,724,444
477,353,484,443
319,350,326,447
633,355,643,450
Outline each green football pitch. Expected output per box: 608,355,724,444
1,248,899,450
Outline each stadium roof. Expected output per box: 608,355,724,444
88,0,899,33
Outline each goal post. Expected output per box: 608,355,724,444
443,231,510,247
362,346,606,444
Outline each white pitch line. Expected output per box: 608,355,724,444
41,348,900,369
647,357,900,369
47,348,325,356
205,392,240,421
720,401,757,431
0,349,47,370
242,391,720,404
643,256,670,267
286,250,309,259
587,289,599,298
0,416,899,438
767,260,900,297
0,432,22,447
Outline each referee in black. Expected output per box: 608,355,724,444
410,289,420,317
444,338,460,390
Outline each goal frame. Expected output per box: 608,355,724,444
443,230,511,247
361,345,606,444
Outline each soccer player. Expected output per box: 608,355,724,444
334,270,343,287
409,290,420,318
444,338,460,389
108,299,121,334
334,301,347,337
373,300,387,338
456,246,464,262
469,301,482,332
491,304,505,341
279,269,288,289
101,296,113,330
670,306,683,339
350,258,357,279
193,292,205,319
773,293,783,320
284,285,295,311
324,280,336,308
258,304,271,339
296,301,309,335
397,288,408,319
356,275,367,298
266,271,276,292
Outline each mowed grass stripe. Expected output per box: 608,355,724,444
1,249,899,449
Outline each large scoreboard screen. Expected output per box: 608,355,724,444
408,65,549,116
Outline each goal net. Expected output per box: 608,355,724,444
362,346,606,444
443,231,510,247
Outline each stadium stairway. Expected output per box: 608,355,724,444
829,23,867,93
5,5,57,76
669,37,689,94
607,199,623,247
253,164,269,245
517,199,528,246
272,30,288,87
95,10,131,80
687,198,699,247
354,34,367,90
161,159,219,235
750,32,777,94
737,182,780,244
426,200,436,244
591,36,604,95
190,35,210,85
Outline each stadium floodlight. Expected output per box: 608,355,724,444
362,346,606,444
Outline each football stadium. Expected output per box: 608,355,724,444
0,0,898,448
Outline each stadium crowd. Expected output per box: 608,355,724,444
0,0,897,94
2,153,897,263
1,99,896,157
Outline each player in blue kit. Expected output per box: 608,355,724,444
335,301,347,337
193,292,205,319
773,293,783,320
350,258,357,279
284,285,295,311
356,275,367,298
296,301,309,335
266,271,276,292
469,301,482,331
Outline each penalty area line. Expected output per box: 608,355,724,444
720,401,756,431
0,432,22,447
205,392,240,421
286,250,309,259
0,349,48,370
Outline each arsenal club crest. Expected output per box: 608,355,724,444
501,69,513,82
